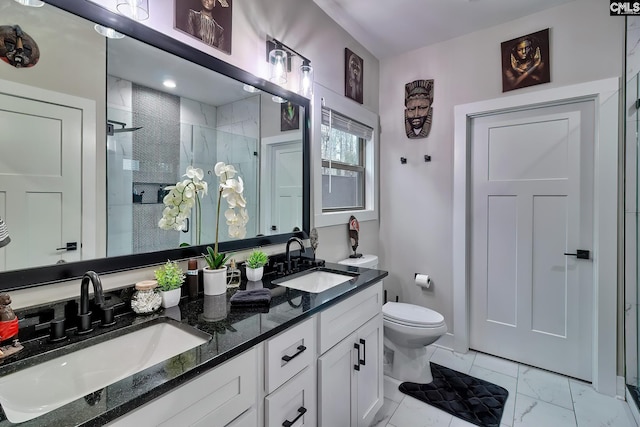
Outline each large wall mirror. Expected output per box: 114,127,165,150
0,0,310,291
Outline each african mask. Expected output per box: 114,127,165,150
0,25,40,68
404,79,433,139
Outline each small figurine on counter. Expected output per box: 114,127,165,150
0,293,23,358
348,215,362,259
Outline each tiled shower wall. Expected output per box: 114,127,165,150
107,78,260,255
132,84,181,254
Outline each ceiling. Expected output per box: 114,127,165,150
312,0,576,59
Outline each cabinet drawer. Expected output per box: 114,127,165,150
318,282,382,354
265,366,317,427
107,349,257,427
265,317,315,394
225,407,257,427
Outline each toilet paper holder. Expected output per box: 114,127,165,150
414,273,432,289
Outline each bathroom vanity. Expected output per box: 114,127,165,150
0,263,387,427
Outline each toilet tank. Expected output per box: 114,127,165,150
338,254,378,269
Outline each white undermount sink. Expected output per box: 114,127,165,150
0,319,211,423
273,267,359,293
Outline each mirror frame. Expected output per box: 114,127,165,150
0,0,310,291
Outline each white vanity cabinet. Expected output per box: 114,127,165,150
264,317,317,427
106,280,383,427
317,282,384,427
106,348,258,427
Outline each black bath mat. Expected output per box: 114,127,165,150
399,363,509,427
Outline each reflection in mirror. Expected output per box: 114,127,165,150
0,0,309,289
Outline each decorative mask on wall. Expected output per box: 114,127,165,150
0,25,39,68
404,79,433,139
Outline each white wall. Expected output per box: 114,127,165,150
377,0,624,332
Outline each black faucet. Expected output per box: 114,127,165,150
77,271,105,334
285,237,306,271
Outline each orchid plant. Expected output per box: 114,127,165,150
158,162,248,267
158,165,208,245
204,162,249,270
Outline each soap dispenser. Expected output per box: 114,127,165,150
227,259,241,287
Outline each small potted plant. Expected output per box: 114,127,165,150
202,246,230,295
245,250,268,281
154,260,184,308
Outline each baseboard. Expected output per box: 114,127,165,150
384,375,405,403
620,376,628,399
626,386,640,426
434,332,454,351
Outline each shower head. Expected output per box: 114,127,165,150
107,119,143,136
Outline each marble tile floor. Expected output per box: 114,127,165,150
371,346,638,427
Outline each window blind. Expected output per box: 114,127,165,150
321,107,373,140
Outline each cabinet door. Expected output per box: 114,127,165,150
356,314,383,427
317,332,357,427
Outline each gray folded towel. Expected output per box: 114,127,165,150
230,288,271,306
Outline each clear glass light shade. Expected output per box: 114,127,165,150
13,0,44,7
299,64,314,97
94,24,125,39
116,0,149,21
269,49,288,85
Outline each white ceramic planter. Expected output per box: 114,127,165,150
203,266,227,295
245,266,264,282
160,288,181,308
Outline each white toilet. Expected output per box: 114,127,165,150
338,255,447,385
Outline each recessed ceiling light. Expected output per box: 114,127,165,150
13,0,45,7
163,80,177,89
271,96,286,104
243,84,260,93
94,24,125,39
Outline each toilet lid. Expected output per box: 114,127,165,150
383,302,445,327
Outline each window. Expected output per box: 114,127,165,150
313,84,378,227
321,108,372,211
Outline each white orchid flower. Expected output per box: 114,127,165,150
184,165,204,181
214,162,236,179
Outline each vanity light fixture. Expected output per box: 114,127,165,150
299,60,314,97
94,24,125,40
13,0,44,7
116,0,149,22
163,79,177,89
268,45,288,85
267,37,314,97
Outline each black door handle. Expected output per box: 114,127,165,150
354,342,361,371
281,345,306,363
359,339,366,366
56,242,77,251
563,249,590,259
282,406,307,427
181,218,189,233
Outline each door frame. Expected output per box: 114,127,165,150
453,78,619,395
0,78,98,261
259,134,302,235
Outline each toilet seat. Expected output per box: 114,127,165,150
383,302,445,328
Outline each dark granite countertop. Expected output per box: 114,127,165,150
0,262,388,427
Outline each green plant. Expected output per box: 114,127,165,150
246,250,268,269
203,245,230,270
154,260,185,291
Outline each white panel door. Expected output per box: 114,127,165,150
470,100,594,381
0,93,82,270
271,142,302,233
